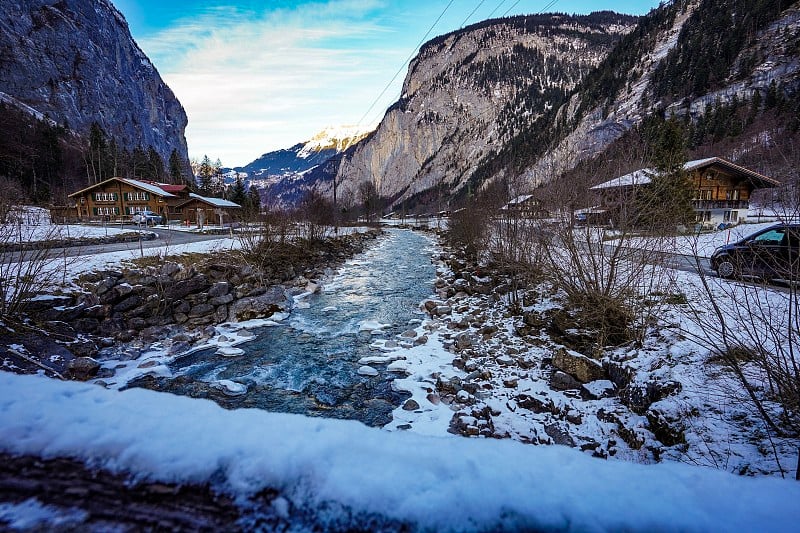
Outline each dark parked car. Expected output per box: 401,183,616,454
710,223,800,280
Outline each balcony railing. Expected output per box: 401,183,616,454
691,200,749,210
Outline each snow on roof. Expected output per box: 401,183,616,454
187,193,241,208
591,158,779,191
0,372,798,531
68,177,176,198
590,169,654,190
119,178,176,197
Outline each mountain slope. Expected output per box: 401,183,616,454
328,12,639,209
238,126,370,207
0,0,189,168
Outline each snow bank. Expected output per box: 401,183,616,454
0,372,798,531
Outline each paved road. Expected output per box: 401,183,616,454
3,226,235,262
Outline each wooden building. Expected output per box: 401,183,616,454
174,193,242,227
68,177,177,222
589,157,779,228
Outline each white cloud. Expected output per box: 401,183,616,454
139,1,404,166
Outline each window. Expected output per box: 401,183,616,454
94,192,118,202
723,210,739,222
126,191,150,201
92,207,120,216
725,189,740,200
752,229,786,246
695,211,712,222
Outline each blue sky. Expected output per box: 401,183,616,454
111,1,662,166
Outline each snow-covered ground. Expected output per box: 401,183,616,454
2,214,799,528
1,372,798,531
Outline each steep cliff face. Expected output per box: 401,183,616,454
0,0,188,165
333,13,638,207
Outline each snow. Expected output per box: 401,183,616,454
1,371,798,531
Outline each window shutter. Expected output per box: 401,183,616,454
93,207,98,215
114,207,120,215
113,192,119,201
145,192,150,201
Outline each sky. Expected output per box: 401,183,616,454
111,0,663,167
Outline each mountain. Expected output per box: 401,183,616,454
237,125,370,207
0,0,190,199
281,2,799,212
326,11,640,209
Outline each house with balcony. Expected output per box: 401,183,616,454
589,157,779,228
68,177,177,222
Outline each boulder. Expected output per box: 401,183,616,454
549,370,582,391
68,357,101,381
552,348,606,383
229,286,291,322
164,274,210,300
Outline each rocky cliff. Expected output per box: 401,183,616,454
330,12,638,208
324,2,800,210
0,0,189,165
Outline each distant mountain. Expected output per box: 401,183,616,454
236,125,371,207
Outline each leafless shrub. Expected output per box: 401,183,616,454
0,182,70,319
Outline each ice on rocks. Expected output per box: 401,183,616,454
357,366,379,377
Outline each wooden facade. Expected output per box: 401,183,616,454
590,158,779,228
68,178,177,222
174,194,242,227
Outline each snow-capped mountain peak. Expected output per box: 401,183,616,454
298,125,373,159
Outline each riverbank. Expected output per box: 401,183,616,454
0,229,382,382
386,234,798,478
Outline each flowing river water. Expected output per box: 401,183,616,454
130,228,438,427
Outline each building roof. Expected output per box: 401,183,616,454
68,177,176,198
501,194,538,210
590,169,654,190
177,193,241,209
590,157,779,191
157,183,188,193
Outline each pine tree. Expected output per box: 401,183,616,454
168,149,184,184
197,155,214,195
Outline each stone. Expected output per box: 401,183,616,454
549,370,582,391
581,380,616,400
67,357,100,381
230,286,290,322
402,399,420,411
552,348,606,383
164,275,210,300
357,366,379,377
188,303,215,318
413,335,428,346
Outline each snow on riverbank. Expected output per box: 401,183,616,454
1,371,798,531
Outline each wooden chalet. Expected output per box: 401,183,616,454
500,194,549,218
175,193,242,227
69,177,177,222
589,157,779,228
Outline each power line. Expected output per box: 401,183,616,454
356,0,457,127
486,0,507,19
459,0,488,28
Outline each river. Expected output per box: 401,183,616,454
129,228,439,427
